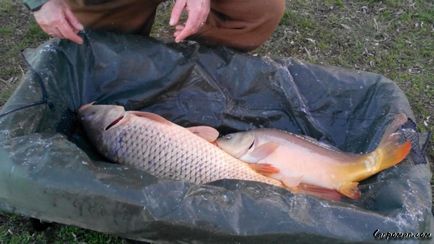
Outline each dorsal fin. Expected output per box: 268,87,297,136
256,128,343,153
187,126,219,142
129,111,172,125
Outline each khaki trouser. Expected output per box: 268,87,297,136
67,0,285,51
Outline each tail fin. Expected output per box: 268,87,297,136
376,133,411,172
375,113,411,171
343,113,412,183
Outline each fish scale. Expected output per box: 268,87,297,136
87,111,282,187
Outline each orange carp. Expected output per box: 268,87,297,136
216,114,411,199
78,104,283,188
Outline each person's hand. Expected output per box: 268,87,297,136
169,0,210,43
33,0,84,44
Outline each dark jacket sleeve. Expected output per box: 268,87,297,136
23,0,49,11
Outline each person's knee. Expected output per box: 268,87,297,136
261,0,286,36
267,0,286,22
243,0,285,51
191,0,286,51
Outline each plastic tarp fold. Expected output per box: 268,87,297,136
0,31,432,243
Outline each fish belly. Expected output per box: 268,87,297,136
261,147,343,189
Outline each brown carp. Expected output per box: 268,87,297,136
78,104,283,188
216,114,411,199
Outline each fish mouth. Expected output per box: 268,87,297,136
105,115,125,131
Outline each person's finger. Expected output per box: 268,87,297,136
174,30,182,37
192,1,210,30
175,28,194,42
175,24,185,31
58,19,84,44
44,26,62,38
64,8,83,31
175,15,200,42
170,0,186,26
55,27,65,38
199,10,209,27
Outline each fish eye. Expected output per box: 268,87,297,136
223,134,232,140
82,114,93,121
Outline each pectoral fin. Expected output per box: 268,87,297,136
338,182,360,200
248,163,280,176
187,126,219,142
248,142,279,161
280,176,302,188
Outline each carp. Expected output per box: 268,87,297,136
216,114,411,199
78,104,283,188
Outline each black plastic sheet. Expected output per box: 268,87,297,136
0,31,432,243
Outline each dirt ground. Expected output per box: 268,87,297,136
0,0,433,242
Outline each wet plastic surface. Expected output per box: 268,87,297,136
0,31,432,243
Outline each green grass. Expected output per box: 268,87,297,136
0,0,13,12
0,0,433,242
0,86,15,106
0,2,48,104
324,0,344,8
0,26,13,35
0,213,126,243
